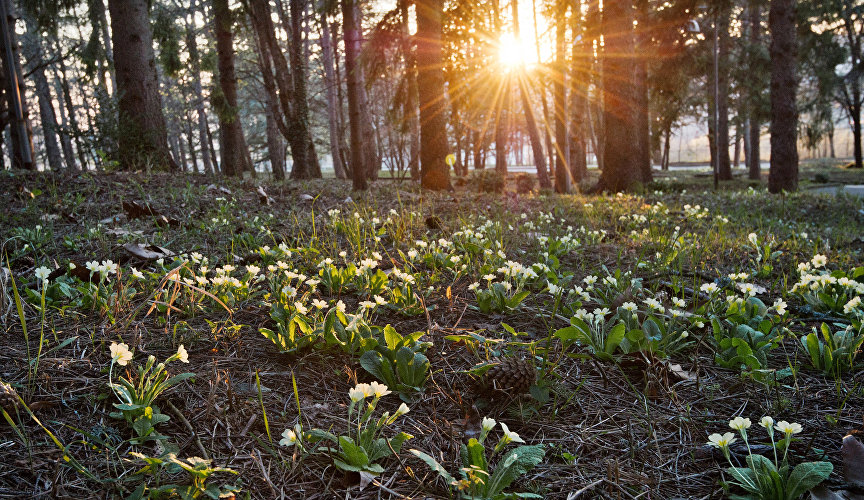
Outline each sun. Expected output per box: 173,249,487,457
497,33,533,71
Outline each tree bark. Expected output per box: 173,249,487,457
597,0,637,192
569,4,588,183
634,0,652,183
0,0,34,170
320,15,348,179
553,0,570,193
187,0,214,174
212,0,247,177
108,0,176,170
768,0,798,192
400,0,420,181
747,0,761,180
416,0,451,190
717,3,732,180
21,10,62,171
342,0,368,190
287,0,314,179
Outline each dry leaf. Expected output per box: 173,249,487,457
843,435,864,486
256,186,273,205
123,243,174,261
206,184,232,195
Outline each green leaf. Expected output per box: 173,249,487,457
410,449,455,485
464,438,488,472
360,351,394,386
383,325,403,351
485,444,545,496
338,436,370,468
726,466,762,494
605,323,626,354
785,461,833,500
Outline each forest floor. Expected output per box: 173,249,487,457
1,161,864,499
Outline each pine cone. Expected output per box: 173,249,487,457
0,380,18,412
484,358,536,395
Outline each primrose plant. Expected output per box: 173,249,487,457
108,343,194,443
282,382,412,475
707,416,832,500
411,417,545,499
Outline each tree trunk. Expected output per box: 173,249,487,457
320,16,348,179
212,0,247,177
184,111,198,173
717,4,732,180
553,0,570,193
51,70,76,170
416,0,451,190
342,0,367,190
22,10,62,171
400,0,420,181
597,0,637,192
852,96,863,169
510,0,550,190
187,0,214,174
634,0,652,184
569,6,587,183
0,0,34,170
108,0,176,170
768,0,798,192
492,0,508,176
747,0,761,180
287,0,314,179
265,95,285,180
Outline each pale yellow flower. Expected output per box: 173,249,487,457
176,345,189,363
109,342,133,366
707,432,736,449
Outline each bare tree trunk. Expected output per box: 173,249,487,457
747,0,761,180
184,110,198,173
634,0,652,183
768,0,798,192
320,16,348,179
569,3,588,183
717,3,732,180
287,0,314,179
553,0,570,193
342,0,367,190
416,0,451,190
0,0,34,170
212,0,247,177
51,71,76,170
597,0,637,192
108,0,176,170
187,0,214,174
510,0,550,189
22,10,62,171
492,0,508,176
400,0,420,181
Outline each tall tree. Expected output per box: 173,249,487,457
633,0,652,184
511,0,551,190
0,0,34,170
342,0,368,190
716,1,732,180
319,15,348,179
746,0,764,180
553,0,569,193
186,0,214,174
108,0,176,170
287,0,313,179
768,0,798,192
416,0,451,190
213,0,247,177
597,0,638,192
21,8,62,171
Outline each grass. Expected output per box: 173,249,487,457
0,161,863,498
